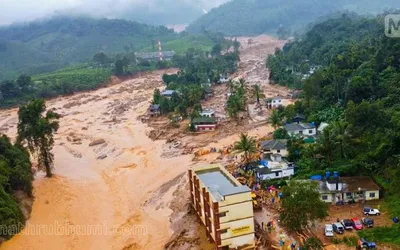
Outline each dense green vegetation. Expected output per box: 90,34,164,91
280,181,328,233
153,40,240,119
17,99,60,177
267,13,400,246
0,23,226,107
0,16,218,80
0,136,33,240
186,0,399,36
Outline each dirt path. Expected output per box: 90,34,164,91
0,36,289,250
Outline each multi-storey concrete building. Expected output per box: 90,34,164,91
188,165,255,250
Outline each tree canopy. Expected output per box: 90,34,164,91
17,99,60,177
280,180,329,232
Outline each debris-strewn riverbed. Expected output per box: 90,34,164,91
0,35,287,250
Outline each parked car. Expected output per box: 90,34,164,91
357,238,376,250
342,219,353,230
332,223,344,234
352,218,363,230
324,224,334,237
362,217,374,228
363,207,380,216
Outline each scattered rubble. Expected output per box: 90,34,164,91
89,138,106,147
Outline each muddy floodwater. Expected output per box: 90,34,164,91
0,36,286,250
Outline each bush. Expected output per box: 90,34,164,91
358,225,400,246
0,135,33,240
343,236,358,246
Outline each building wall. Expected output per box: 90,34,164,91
320,193,334,203
189,165,255,249
219,201,253,224
220,217,255,247
326,182,344,191
260,168,294,180
271,149,289,157
288,128,316,137
195,125,216,131
221,233,254,250
200,112,215,118
365,190,380,200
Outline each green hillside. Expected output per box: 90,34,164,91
0,16,181,80
267,14,400,246
186,0,399,36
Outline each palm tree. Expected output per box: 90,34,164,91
233,133,258,166
238,78,249,91
268,109,283,129
252,84,265,104
319,128,335,167
332,120,351,159
227,79,236,93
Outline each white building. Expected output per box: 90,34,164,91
256,139,294,180
200,109,216,118
255,163,294,180
284,122,317,137
266,96,286,109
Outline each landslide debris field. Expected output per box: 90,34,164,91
0,36,288,250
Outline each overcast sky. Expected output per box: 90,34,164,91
0,0,229,25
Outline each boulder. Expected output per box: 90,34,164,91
89,138,106,147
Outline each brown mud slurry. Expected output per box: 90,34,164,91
0,36,288,250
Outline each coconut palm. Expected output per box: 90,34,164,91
252,84,265,104
233,133,258,166
332,120,351,159
227,79,236,93
268,109,283,129
318,128,336,167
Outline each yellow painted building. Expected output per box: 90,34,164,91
189,165,255,250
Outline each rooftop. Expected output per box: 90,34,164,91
293,114,305,120
192,117,217,124
161,90,176,96
196,167,250,201
318,176,381,193
149,104,160,110
340,176,381,192
284,122,316,132
200,109,215,114
261,139,287,151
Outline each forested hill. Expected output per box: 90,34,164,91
186,0,399,36
0,16,177,80
266,14,400,244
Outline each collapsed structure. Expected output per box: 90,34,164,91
189,165,255,250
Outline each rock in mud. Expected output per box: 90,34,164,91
89,138,106,147
97,154,107,160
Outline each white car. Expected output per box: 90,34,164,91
324,224,334,237
363,207,380,216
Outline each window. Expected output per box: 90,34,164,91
275,172,280,177
277,150,281,153
278,100,281,103
299,131,303,134
219,212,227,217
346,192,352,197
219,229,228,234
369,192,376,198
322,195,328,200
309,130,313,134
